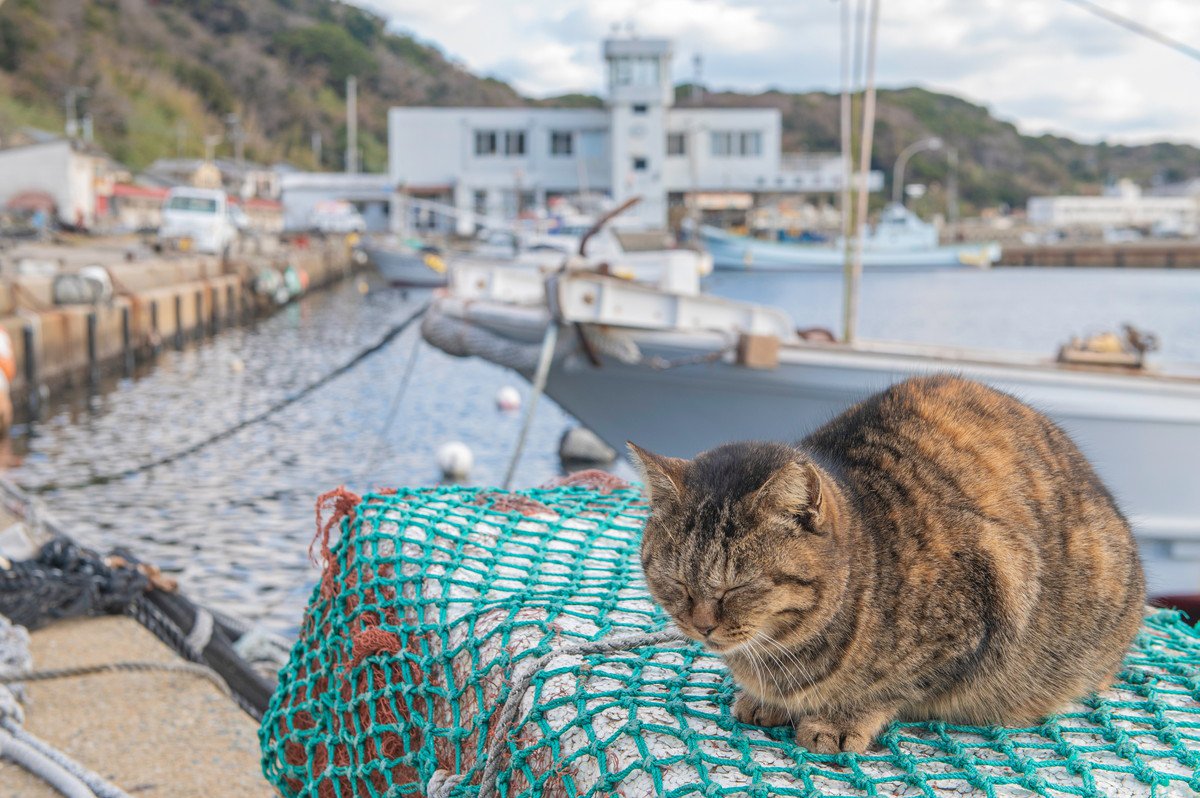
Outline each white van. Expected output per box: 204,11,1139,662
158,188,240,255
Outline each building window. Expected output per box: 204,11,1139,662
473,190,487,215
667,133,687,156
632,104,648,115
504,130,526,156
711,130,763,157
610,57,661,88
549,131,574,156
475,130,498,156
633,156,648,171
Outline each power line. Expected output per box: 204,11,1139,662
1060,0,1200,63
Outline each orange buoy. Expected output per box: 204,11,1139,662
0,328,16,384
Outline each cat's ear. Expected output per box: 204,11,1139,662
627,442,687,503
754,461,830,533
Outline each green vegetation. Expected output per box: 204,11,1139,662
0,0,520,170
0,0,1195,207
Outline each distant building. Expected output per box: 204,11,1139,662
1028,179,1198,233
279,173,393,232
388,35,879,231
0,134,119,228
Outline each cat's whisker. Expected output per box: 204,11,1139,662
757,633,820,692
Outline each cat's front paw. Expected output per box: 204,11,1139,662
732,692,791,727
794,716,874,754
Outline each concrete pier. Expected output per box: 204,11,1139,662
0,236,357,412
999,242,1200,268
0,616,272,797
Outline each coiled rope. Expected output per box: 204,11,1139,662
27,301,430,493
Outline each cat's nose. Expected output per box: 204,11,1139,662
692,601,719,636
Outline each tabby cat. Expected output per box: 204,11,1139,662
630,374,1144,754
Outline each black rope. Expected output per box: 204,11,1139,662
27,302,430,493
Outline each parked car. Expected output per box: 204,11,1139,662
308,200,367,234
158,188,240,255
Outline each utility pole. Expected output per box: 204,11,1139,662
311,131,323,168
64,87,89,139
346,76,359,174
947,146,960,238
225,113,244,167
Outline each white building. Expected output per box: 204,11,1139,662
389,36,874,231
1028,179,1198,233
0,136,112,228
279,172,393,232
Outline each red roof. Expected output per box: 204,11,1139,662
241,197,282,211
111,184,169,201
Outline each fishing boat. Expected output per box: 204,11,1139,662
700,204,1001,271
361,238,448,287
421,260,1200,598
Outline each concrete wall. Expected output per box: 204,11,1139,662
0,141,73,221
389,107,612,197
1028,195,1198,229
662,108,782,193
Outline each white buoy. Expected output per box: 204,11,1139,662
495,385,522,412
229,356,246,373
437,441,474,480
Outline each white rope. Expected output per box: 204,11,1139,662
501,322,559,490
0,724,98,798
184,608,214,656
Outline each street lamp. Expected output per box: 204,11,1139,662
892,136,942,206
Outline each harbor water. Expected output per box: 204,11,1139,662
4,267,1199,636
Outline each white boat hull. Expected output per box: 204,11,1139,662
425,298,1200,597
700,225,1000,271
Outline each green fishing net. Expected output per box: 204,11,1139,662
260,482,1200,797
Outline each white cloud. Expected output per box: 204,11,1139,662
362,0,1200,144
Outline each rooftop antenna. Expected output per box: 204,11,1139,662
692,54,704,103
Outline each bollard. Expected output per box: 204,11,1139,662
195,290,204,340
86,311,99,386
22,323,40,417
227,284,236,327
121,305,134,375
211,285,220,331
174,294,183,349
150,299,161,355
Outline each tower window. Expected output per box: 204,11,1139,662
633,104,648,114
633,157,648,171
667,133,687,156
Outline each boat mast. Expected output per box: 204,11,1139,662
838,0,853,262
842,0,880,344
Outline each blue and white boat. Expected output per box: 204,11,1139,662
700,204,1001,271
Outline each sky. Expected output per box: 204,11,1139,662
356,0,1200,146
